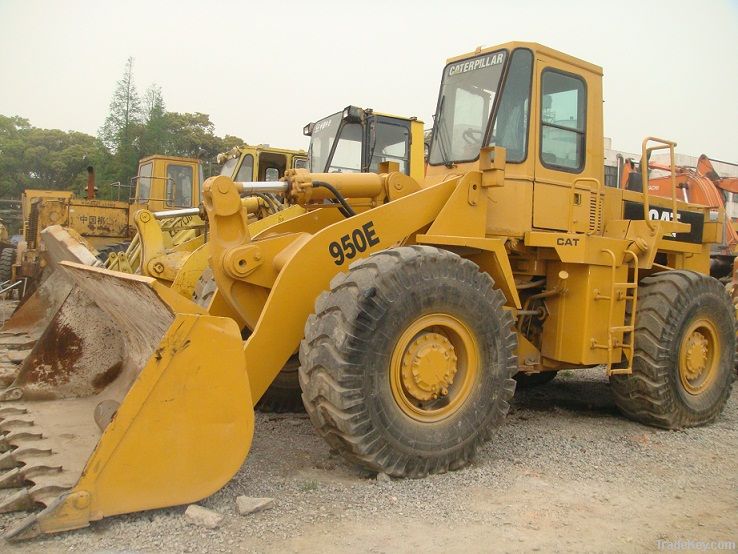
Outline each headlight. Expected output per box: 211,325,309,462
342,106,364,124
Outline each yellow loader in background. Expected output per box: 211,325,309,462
0,146,305,386
105,143,309,275
0,42,734,542
15,155,204,289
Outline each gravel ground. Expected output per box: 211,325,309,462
0,367,735,553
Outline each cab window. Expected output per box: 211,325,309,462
167,164,194,207
489,49,533,163
369,122,410,174
236,154,254,181
293,157,308,169
328,123,362,173
540,70,586,171
265,167,280,181
137,162,153,201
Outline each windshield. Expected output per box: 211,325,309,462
308,112,342,172
429,50,506,165
219,157,239,177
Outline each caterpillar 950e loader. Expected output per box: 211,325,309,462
0,42,734,540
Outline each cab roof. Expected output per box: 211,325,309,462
445,41,603,76
138,155,202,165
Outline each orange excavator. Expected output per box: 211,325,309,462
620,154,738,278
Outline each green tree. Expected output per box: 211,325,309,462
162,112,217,158
0,115,31,197
140,84,168,156
0,115,107,198
98,57,143,187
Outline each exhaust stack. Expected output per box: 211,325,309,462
86,166,95,200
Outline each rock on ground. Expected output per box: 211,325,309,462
236,496,275,515
184,504,223,529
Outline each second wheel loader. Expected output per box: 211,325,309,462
0,41,733,541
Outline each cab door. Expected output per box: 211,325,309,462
164,161,196,208
532,54,602,233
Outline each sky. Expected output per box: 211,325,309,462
1,0,737,161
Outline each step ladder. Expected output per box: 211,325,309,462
592,249,639,375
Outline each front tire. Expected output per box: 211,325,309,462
610,271,735,429
299,246,517,477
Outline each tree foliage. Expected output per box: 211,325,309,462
98,57,143,186
140,84,167,155
0,114,107,198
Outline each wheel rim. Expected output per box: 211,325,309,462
390,313,479,422
678,318,720,395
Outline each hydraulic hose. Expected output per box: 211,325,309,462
312,181,356,218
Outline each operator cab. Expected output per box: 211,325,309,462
426,42,604,237
133,156,203,210
218,145,308,183
304,106,424,180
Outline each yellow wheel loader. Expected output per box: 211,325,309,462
105,143,308,276
0,42,734,541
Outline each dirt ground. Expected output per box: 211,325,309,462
0,363,735,553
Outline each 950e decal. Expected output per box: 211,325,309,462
328,221,380,265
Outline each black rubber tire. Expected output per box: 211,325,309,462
0,247,16,282
193,267,305,413
254,355,304,413
97,241,131,264
610,271,735,429
514,370,557,388
299,245,518,477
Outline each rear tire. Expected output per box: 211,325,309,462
0,247,16,282
610,271,735,429
300,246,517,477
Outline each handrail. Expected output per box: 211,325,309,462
640,137,678,231
570,177,603,234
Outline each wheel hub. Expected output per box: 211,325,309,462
684,331,709,379
390,313,479,422
401,332,457,401
678,318,720,395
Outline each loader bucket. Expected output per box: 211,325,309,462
0,226,103,388
0,263,254,540
0,271,74,388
